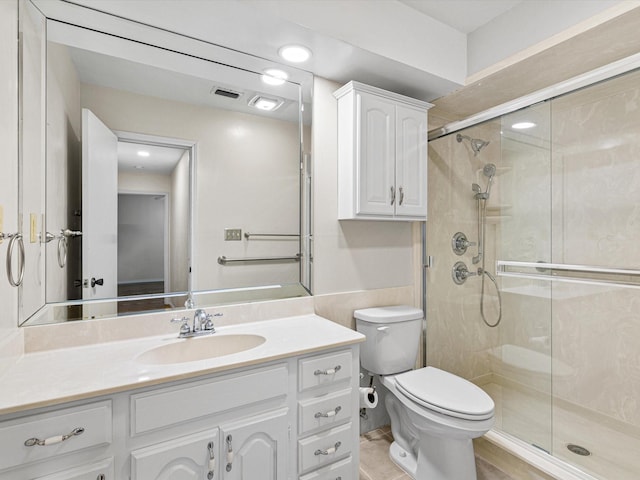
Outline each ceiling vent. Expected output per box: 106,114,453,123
211,86,243,99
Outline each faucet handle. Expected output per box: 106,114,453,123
203,313,222,332
171,316,191,336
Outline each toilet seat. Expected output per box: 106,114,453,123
394,367,494,421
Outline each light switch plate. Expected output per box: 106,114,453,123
224,228,242,241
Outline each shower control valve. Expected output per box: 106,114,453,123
452,232,476,255
452,261,477,285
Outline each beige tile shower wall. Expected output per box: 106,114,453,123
425,122,502,382
551,69,640,429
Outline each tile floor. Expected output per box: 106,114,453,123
359,427,514,480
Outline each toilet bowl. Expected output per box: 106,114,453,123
355,306,495,480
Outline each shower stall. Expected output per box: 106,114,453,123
427,64,640,479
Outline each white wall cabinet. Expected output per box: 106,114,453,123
0,346,359,480
334,81,432,221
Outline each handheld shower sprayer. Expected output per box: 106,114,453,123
473,163,497,200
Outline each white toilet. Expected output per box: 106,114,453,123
355,306,495,480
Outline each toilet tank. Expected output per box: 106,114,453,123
354,306,423,375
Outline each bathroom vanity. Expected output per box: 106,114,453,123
0,315,363,480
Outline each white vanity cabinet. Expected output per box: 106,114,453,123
334,81,432,221
0,401,113,480
131,428,218,479
219,409,289,480
296,350,358,479
0,344,360,480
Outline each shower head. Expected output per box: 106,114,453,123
457,133,490,156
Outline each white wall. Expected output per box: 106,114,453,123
170,151,190,293
19,0,46,322
46,41,81,303
311,77,416,295
0,0,19,335
117,194,165,283
468,0,623,77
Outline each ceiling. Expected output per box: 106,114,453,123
57,0,635,117
398,0,522,34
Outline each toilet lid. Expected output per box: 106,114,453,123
394,367,494,420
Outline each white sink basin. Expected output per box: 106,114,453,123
136,334,266,365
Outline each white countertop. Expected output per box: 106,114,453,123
0,314,364,416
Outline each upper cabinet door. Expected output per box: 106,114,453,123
395,105,428,218
356,93,396,217
335,81,431,221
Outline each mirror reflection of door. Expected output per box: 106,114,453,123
82,108,118,301
82,108,190,312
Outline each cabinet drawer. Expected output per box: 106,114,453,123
299,456,353,480
33,458,114,480
298,389,352,435
0,401,112,471
298,351,352,392
298,423,352,474
131,364,287,435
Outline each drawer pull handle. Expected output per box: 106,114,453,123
226,434,234,472
315,406,342,418
314,441,341,456
314,365,341,376
24,427,84,447
207,441,215,479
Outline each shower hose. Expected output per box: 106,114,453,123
479,198,502,328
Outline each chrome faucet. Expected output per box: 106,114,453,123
171,309,221,338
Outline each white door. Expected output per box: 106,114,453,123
220,409,288,480
82,109,118,300
356,93,395,217
395,104,427,218
131,429,218,480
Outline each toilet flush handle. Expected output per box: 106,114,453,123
377,326,390,333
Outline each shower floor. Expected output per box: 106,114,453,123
483,378,640,480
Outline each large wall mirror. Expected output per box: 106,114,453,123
20,0,312,326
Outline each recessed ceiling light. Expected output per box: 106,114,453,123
278,45,311,63
248,95,283,112
511,122,536,130
262,68,289,86
137,150,150,157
